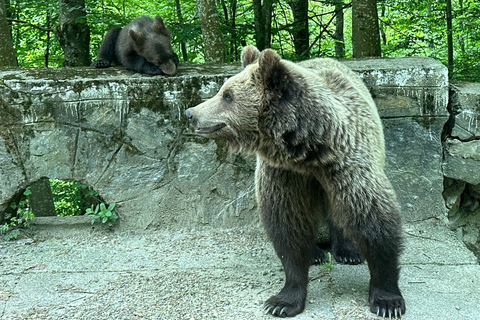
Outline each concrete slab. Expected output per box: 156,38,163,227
0,224,478,319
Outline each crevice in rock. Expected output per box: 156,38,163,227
443,177,480,261
441,83,480,263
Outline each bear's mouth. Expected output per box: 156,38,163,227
195,123,227,135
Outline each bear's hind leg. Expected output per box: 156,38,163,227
330,223,364,265
312,243,330,265
312,223,363,265
257,161,320,317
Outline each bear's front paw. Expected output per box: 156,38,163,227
369,287,405,318
263,293,305,317
92,59,111,68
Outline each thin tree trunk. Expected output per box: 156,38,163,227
196,0,225,63
352,0,381,58
230,0,237,59
175,0,188,62
287,0,309,58
0,0,17,66
334,1,345,58
56,0,91,66
446,0,453,75
379,3,386,46
253,0,274,51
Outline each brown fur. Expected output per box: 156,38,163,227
185,46,405,318
92,16,179,75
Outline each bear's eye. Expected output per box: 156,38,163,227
223,92,233,103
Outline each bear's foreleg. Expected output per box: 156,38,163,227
123,56,163,75
256,160,322,317
92,26,122,68
329,174,405,318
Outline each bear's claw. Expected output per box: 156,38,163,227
263,294,305,317
370,288,405,319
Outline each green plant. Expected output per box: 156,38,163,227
321,252,333,273
86,203,118,226
51,179,101,216
1,188,34,240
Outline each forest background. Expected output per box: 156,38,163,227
0,0,479,82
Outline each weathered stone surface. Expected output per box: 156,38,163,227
449,81,480,141
344,57,449,117
444,139,480,185
384,117,446,222
0,58,449,230
442,81,480,257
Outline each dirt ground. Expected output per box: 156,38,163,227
1,222,479,320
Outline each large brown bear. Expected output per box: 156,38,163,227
185,46,405,318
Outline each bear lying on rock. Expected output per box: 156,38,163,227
92,15,179,75
185,46,405,318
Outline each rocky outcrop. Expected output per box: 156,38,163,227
443,81,480,256
0,58,450,232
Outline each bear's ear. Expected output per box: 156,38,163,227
241,46,260,68
129,30,146,48
153,15,171,38
258,49,289,96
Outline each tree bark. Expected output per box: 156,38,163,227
196,0,225,63
30,178,56,217
0,0,17,66
252,0,274,51
287,0,309,58
334,1,345,58
175,0,188,62
56,0,90,67
446,0,453,75
352,0,381,58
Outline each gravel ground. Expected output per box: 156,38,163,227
1,222,479,320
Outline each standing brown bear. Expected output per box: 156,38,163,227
185,46,405,318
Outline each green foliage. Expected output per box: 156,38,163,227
50,179,99,217
1,180,114,240
6,0,480,80
86,203,118,226
1,188,34,240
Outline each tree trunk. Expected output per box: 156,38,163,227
446,0,453,75
175,0,188,62
334,1,345,58
253,0,274,51
196,0,225,63
352,0,381,58
30,178,56,217
0,0,17,66
287,0,309,58
56,0,90,67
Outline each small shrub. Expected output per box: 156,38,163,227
86,203,118,226
1,188,34,240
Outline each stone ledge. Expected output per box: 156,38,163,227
0,58,449,230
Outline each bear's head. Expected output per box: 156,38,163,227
186,46,311,158
129,16,178,75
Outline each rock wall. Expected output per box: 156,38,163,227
0,58,450,232
443,81,480,255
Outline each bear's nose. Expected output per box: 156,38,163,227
185,108,194,122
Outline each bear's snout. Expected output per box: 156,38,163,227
185,108,195,123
